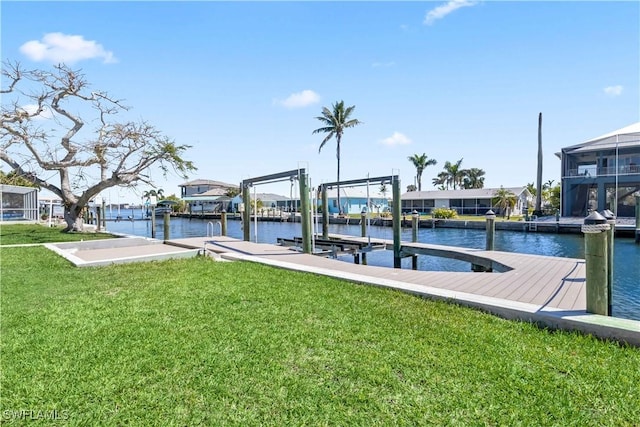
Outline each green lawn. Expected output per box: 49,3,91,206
1,232,639,425
0,223,116,245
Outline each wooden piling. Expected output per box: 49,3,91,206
412,210,419,270
163,211,170,241
602,210,615,315
299,170,312,254
242,185,250,242
485,210,496,251
101,199,106,230
322,187,329,239
151,208,156,239
392,177,402,269
221,210,227,236
582,212,610,316
636,196,640,244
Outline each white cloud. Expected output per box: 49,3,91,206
424,0,479,25
274,90,320,108
20,32,117,64
19,104,54,120
372,61,396,68
380,132,412,146
603,85,623,96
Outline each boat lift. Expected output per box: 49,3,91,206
319,174,402,268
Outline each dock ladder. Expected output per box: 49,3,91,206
207,221,222,237
528,215,538,232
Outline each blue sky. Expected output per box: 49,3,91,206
2,1,639,203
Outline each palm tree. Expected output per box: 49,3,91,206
442,158,465,190
407,153,437,192
432,172,448,190
493,186,517,218
313,100,362,215
462,168,485,189
526,182,537,198
379,183,388,199
143,188,164,200
142,188,165,216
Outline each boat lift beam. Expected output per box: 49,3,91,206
241,168,312,254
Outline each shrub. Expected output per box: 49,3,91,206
432,208,458,219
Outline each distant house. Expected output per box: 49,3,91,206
558,122,640,217
401,187,532,216
323,187,390,215
179,179,239,214
231,193,292,213
0,184,38,221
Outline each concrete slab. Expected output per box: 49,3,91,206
46,237,199,267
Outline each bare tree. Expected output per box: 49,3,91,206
1,61,195,231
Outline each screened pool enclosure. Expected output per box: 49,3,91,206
0,184,39,221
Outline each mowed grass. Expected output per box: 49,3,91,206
0,223,115,245
1,247,639,425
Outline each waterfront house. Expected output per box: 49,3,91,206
323,187,390,215
401,187,532,216
558,122,640,217
230,193,292,213
179,179,239,214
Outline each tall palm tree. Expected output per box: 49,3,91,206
313,100,362,215
442,158,465,190
462,168,485,189
493,186,517,218
407,153,437,192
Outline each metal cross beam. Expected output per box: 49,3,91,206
319,175,397,189
242,169,305,187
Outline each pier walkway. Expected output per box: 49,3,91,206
168,235,639,345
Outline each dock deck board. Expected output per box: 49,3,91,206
169,235,588,312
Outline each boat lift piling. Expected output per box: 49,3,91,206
319,174,401,268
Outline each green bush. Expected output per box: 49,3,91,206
432,208,458,219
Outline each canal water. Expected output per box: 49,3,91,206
104,213,639,321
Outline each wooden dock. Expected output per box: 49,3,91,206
170,234,586,311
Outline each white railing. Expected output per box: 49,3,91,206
566,165,640,178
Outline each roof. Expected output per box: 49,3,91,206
402,187,529,200
253,193,290,201
178,179,238,188
0,184,38,195
562,122,640,154
190,188,231,197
